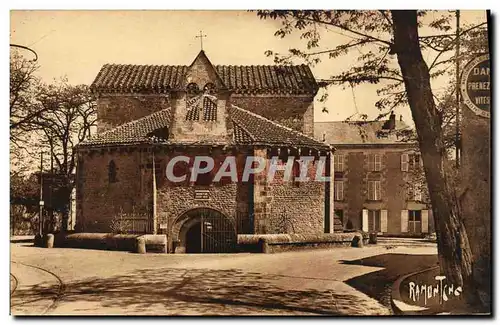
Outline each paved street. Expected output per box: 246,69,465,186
10,240,437,316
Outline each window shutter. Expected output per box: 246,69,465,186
381,209,388,232
375,181,381,200
401,153,409,171
375,154,382,171
401,210,408,232
334,155,345,172
362,209,369,232
339,181,344,201
367,154,374,171
421,210,429,233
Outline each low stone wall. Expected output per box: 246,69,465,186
237,233,368,253
54,233,167,253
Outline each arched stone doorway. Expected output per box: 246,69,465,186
174,208,236,253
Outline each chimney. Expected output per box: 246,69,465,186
388,111,396,130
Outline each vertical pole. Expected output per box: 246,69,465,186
50,151,53,232
152,149,157,234
455,10,461,168
200,214,204,253
329,151,335,233
39,152,43,236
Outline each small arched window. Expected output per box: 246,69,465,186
203,83,216,94
186,82,200,95
108,160,117,183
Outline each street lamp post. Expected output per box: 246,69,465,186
39,152,44,237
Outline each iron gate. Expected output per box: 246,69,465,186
200,208,236,253
182,208,236,253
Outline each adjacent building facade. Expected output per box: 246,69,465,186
315,113,434,236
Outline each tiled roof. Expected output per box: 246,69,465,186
314,120,414,145
79,106,329,150
229,105,329,149
81,109,172,146
91,64,318,95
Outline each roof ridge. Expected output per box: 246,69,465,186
230,104,327,147
104,63,310,68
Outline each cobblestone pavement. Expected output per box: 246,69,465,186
10,243,437,316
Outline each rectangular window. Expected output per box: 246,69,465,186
408,210,422,233
374,154,382,171
333,154,344,172
368,210,381,232
334,180,344,201
402,153,421,172
409,154,421,170
367,180,381,201
368,154,382,171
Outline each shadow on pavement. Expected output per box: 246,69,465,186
341,253,439,308
16,267,389,315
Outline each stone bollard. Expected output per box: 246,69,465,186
34,234,43,247
135,237,146,254
258,238,270,254
351,234,364,248
43,234,54,248
369,232,378,244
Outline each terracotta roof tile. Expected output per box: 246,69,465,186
79,105,329,150
81,109,172,146
229,105,328,149
91,64,318,95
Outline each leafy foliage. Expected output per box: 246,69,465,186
257,10,487,116
10,51,97,231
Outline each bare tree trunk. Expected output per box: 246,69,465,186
391,10,481,309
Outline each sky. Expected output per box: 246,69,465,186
10,10,488,125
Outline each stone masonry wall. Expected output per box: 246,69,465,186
252,148,325,235
168,92,232,143
267,167,325,235
76,149,150,233
96,93,314,137
231,95,315,136
96,95,170,132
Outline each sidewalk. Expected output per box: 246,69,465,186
10,261,63,315
10,243,437,315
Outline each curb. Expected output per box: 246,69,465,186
390,265,440,315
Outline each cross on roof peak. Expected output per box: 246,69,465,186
195,31,207,50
